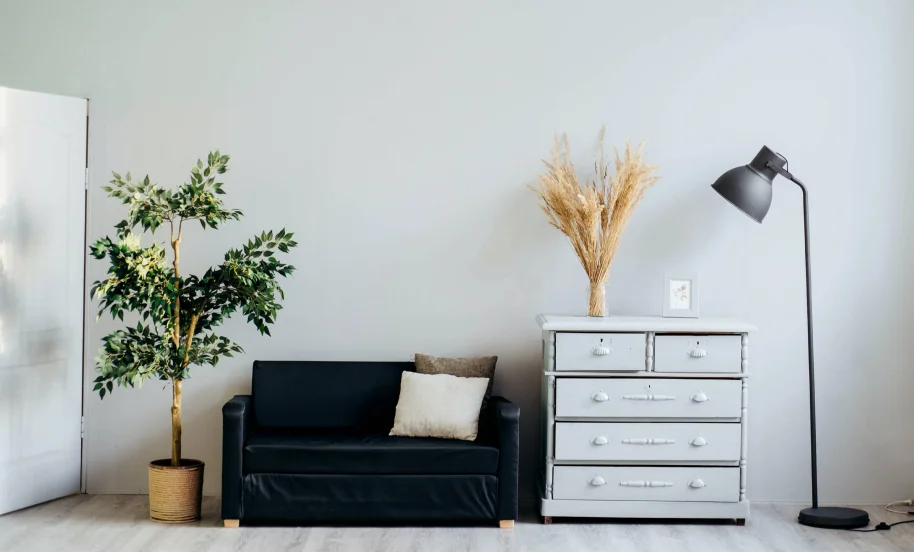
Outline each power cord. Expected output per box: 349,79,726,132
845,499,914,532
885,499,914,515
848,520,914,532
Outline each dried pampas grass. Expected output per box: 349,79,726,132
533,129,660,316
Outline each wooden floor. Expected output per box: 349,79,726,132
1,496,912,551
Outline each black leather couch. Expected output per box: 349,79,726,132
222,360,520,526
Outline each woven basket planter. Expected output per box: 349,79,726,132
148,459,204,523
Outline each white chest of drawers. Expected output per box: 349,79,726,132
537,315,755,524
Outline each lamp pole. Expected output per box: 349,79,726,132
765,163,818,508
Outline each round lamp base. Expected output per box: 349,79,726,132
798,507,869,529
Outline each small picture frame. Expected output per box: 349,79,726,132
662,272,700,318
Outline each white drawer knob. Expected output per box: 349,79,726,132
591,345,612,356
591,392,609,402
589,476,607,486
690,392,709,403
592,435,609,445
690,436,708,447
689,478,706,489
689,348,708,358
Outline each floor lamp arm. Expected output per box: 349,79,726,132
767,161,818,508
799,180,818,509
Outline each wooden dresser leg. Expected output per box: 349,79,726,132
542,516,553,525
224,519,240,528
499,520,515,528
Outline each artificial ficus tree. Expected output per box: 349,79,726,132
90,151,297,467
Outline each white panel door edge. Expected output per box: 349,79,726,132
0,86,87,514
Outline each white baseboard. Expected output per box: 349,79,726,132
750,500,891,506
84,490,221,497
83,491,896,507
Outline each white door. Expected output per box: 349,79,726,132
0,86,86,514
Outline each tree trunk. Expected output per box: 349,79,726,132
170,222,184,467
171,379,183,467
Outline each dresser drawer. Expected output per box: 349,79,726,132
654,334,742,373
555,332,646,371
553,466,739,502
555,422,741,462
555,378,741,419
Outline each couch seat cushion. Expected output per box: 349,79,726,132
243,429,499,475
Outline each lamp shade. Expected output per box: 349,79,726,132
711,145,786,223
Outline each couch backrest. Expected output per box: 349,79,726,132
251,360,413,430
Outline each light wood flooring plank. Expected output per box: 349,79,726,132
1,496,913,552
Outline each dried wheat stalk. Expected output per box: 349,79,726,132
533,129,660,316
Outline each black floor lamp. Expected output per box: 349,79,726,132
711,146,870,530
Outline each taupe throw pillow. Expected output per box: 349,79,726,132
415,354,497,398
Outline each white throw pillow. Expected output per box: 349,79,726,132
389,371,489,441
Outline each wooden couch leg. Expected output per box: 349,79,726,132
499,520,514,528
224,519,240,528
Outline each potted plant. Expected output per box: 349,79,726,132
89,151,297,523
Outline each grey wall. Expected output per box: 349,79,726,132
2,0,913,502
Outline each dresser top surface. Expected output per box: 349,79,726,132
537,314,756,333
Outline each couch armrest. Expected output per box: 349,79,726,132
479,396,520,521
222,395,253,520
